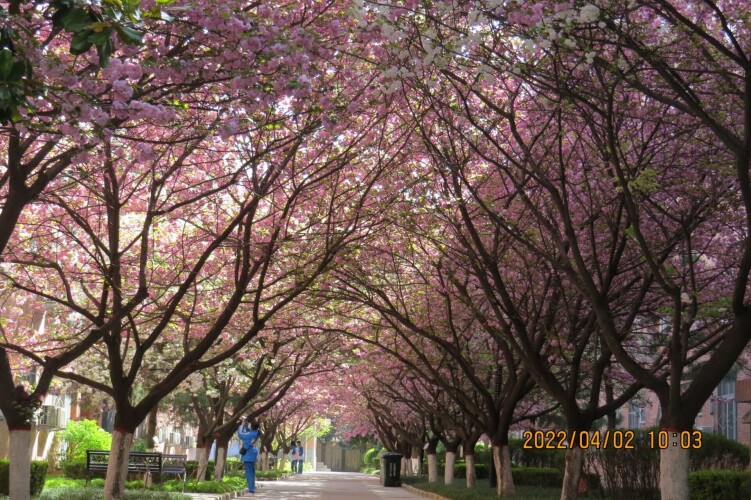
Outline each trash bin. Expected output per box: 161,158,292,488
380,452,403,487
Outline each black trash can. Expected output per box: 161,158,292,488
380,452,403,487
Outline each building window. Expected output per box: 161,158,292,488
628,405,646,429
717,377,737,440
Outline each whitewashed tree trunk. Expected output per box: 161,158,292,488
444,451,456,485
660,438,689,500
104,429,133,500
401,456,410,476
9,428,32,500
411,446,420,476
427,453,438,483
465,454,476,488
494,444,515,497
214,446,226,480
560,446,585,500
195,446,210,481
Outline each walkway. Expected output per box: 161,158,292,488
187,472,424,499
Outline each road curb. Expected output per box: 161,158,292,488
401,484,451,500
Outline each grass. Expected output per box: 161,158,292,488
402,478,606,500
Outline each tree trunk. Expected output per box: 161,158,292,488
401,456,410,476
196,445,211,482
659,438,689,500
444,451,456,485
145,406,158,451
104,428,134,500
9,427,32,500
465,453,476,488
411,445,420,476
560,446,585,500
494,444,514,497
214,444,227,480
427,452,438,483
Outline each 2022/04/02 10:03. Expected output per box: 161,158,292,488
520,430,703,449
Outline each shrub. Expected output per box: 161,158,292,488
0,459,48,496
508,438,565,469
472,442,493,466
61,420,112,462
38,487,189,499
453,462,489,479
185,460,215,480
689,470,751,500
131,439,148,453
256,469,285,480
223,457,244,478
585,430,659,500
690,433,749,471
363,446,382,470
511,467,562,487
62,460,87,480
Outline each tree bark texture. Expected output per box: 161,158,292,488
659,439,689,500
494,444,515,497
444,451,456,485
9,428,32,500
103,429,133,500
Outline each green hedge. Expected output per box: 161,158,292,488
63,460,87,480
185,460,215,480
690,433,749,471
511,467,561,487
453,462,489,479
689,470,751,500
0,459,48,496
508,438,566,469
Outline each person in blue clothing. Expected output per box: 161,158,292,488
296,440,304,474
237,417,261,494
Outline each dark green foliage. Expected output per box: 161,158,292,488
38,486,189,499
0,459,48,496
62,460,87,480
689,433,749,471
508,438,566,469
185,460,215,479
688,470,751,500
453,462,489,479
585,430,659,499
511,467,562,487
363,447,382,469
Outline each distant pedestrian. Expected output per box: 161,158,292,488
288,439,299,473
296,440,304,473
238,417,261,495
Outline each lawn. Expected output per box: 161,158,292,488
402,478,605,500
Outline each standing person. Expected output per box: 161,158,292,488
237,418,261,495
287,439,299,473
296,440,304,474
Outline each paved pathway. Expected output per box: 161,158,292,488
187,472,424,499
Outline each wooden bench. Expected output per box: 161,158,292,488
86,450,187,491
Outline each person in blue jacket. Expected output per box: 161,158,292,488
237,417,261,494
296,440,304,473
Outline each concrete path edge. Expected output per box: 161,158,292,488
401,484,450,500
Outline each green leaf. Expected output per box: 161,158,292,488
87,27,113,46
70,30,93,55
8,60,27,82
0,49,13,80
97,36,114,67
61,8,93,33
115,25,142,45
